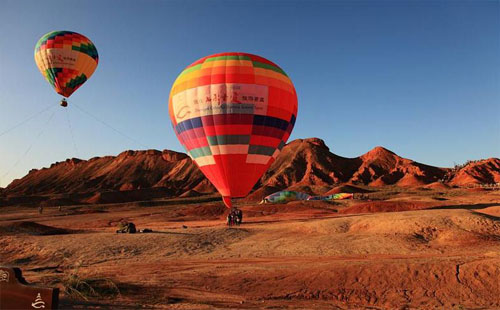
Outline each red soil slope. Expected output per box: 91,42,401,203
449,158,500,186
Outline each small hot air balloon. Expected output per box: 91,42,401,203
169,52,298,208
34,31,98,106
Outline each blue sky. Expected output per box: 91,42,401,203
0,0,498,187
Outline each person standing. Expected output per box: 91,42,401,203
235,208,243,225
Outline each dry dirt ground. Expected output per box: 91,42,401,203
1,187,499,309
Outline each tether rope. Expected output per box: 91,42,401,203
0,103,57,138
72,103,150,149
1,109,56,186
65,108,79,158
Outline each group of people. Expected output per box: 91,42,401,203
226,207,243,226
116,222,137,233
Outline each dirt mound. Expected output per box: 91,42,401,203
0,221,73,235
396,174,426,187
424,182,450,190
339,201,438,214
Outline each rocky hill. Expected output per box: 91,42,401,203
1,138,498,206
259,138,447,191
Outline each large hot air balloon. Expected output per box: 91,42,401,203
34,31,98,106
169,52,298,208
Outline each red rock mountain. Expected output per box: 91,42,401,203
1,138,498,205
2,150,214,205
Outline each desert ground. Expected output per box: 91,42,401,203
1,186,499,309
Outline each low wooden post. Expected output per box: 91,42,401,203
0,266,59,309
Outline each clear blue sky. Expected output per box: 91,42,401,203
0,0,499,187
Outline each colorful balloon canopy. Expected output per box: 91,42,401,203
169,52,298,208
262,191,311,204
307,193,354,201
262,191,354,204
34,31,98,98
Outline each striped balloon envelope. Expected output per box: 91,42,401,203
169,52,298,208
34,31,98,99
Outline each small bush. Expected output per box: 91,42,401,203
63,272,120,300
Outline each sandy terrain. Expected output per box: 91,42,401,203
1,187,499,309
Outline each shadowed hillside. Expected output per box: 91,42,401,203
258,138,448,190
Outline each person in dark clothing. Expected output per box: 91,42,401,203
234,208,242,225
127,222,136,233
227,212,234,226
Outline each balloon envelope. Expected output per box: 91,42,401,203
169,52,298,207
264,191,311,204
307,193,354,201
34,30,98,98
